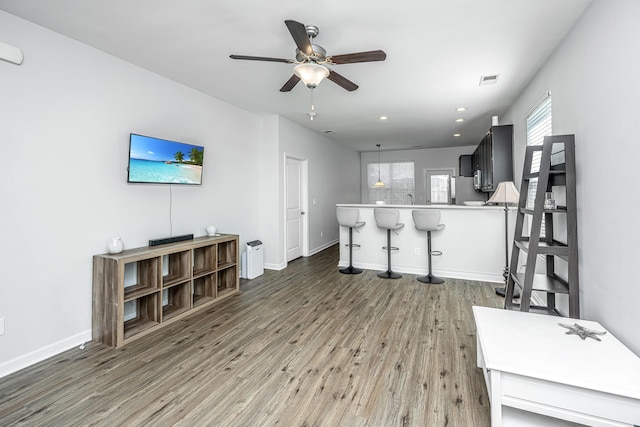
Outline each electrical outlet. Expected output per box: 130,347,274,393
320,230,324,238
415,248,420,256
0,318,4,336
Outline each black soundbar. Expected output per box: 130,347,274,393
149,234,194,247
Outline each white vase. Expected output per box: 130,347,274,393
206,225,217,236
107,237,124,254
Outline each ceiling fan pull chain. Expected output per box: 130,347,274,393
309,88,317,121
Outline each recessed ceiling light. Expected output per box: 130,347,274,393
453,133,461,137
455,118,465,123
379,116,388,120
410,145,422,148
479,74,499,86
456,107,467,112
323,130,333,134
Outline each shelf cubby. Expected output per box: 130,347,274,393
217,266,238,298
123,257,161,300
193,273,216,307
163,250,191,287
217,240,237,269
193,244,216,278
162,282,192,321
124,292,160,340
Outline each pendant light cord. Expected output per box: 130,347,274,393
377,144,381,181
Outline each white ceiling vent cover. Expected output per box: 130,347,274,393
479,74,499,86
0,41,23,65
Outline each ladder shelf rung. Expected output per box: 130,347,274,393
515,239,569,255
523,169,566,180
521,206,567,215
511,273,570,294
507,303,562,316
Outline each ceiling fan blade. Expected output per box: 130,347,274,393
329,50,387,64
230,54,293,63
327,70,359,91
280,75,301,92
285,20,313,56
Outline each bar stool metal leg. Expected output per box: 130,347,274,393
340,227,363,274
417,230,444,284
377,229,402,279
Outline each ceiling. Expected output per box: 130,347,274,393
0,0,591,152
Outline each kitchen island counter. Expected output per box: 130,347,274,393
337,204,516,282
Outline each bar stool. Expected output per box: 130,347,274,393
412,210,445,284
374,208,405,279
337,207,366,274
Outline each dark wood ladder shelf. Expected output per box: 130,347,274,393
504,135,580,317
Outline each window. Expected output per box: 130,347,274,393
424,169,455,205
367,162,414,204
526,93,552,235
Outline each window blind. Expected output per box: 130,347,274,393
367,161,415,204
526,94,552,236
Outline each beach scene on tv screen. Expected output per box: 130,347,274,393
129,134,204,184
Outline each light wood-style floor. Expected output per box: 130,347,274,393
0,245,503,426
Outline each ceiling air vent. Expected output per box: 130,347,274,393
479,74,499,86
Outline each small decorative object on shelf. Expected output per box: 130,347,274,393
559,323,606,341
107,237,124,254
544,192,557,210
206,225,217,236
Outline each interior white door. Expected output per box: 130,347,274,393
286,157,304,261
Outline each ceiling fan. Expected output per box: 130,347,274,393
230,20,386,92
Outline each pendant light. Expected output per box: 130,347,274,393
374,144,385,187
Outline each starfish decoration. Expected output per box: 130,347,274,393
559,323,607,341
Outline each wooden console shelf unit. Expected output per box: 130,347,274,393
93,234,239,348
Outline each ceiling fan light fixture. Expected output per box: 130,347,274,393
294,62,330,88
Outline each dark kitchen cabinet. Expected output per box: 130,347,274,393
458,154,473,177
472,124,513,192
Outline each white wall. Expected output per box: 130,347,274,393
257,115,282,269
0,11,360,375
360,145,478,203
502,0,640,354
278,117,361,260
0,11,264,372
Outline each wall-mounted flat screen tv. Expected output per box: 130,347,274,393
127,133,204,185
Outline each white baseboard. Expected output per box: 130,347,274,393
264,262,286,271
337,261,504,283
0,329,92,379
263,240,339,271
308,239,338,257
